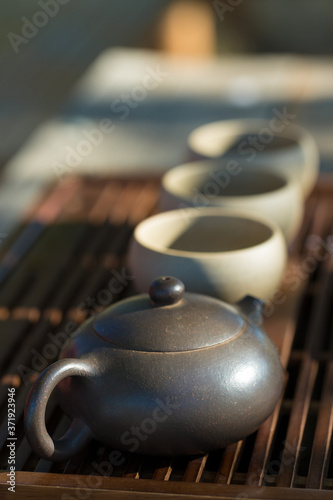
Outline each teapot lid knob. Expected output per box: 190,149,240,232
149,277,185,306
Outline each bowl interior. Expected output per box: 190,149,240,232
190,124,298,158
137,214,273,254
222,134,296,154
167,168,287,199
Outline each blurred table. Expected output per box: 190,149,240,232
1,49,333,235
0,1,170,166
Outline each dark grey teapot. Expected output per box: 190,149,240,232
24,277,284,461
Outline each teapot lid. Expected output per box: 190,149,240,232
93,277,245,352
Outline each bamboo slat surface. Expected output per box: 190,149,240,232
0,175,332,499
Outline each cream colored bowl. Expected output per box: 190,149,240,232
160,161,303,242
128,208,287,303
187,119,319,197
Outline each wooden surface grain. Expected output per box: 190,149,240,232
1,472,333,500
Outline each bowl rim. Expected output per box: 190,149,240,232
161,161,298,204
187,118,314,159
132,207,285,258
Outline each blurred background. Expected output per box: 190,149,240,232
0,0,333,232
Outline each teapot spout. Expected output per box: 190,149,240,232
236,295,265,326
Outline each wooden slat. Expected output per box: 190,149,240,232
276,355,318,488
128,180,160,225
244,261,307,486
306,362,333,489
153,461,173,482
306,258,333,489
183,455,208,482
0,320,30,372
303,196,333,258
215,442,243,484
276,190,333,488
122,455,143,480
0,177,83,307
277,267,333,486
88,180,126,225
245,380,286,487
0,319,52,398
1,472,333,499
110,181,152,226
288,193,317,257
101,223,134,268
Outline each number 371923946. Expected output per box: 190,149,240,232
7,387,15,436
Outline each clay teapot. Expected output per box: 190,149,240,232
24,277,284,461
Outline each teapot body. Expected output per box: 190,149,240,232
57,320,283,456
24,278,284,461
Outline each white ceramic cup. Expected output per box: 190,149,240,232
128,208,287,303
159,161,303,242
187,119,319,197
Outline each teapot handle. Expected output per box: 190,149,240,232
24,358,94,461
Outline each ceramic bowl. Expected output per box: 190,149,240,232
159,161,303,242
187,119,319,197
128,208,287,303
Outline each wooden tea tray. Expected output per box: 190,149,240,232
0,175,332,499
